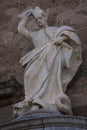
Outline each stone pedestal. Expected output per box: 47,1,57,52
0,110,87,130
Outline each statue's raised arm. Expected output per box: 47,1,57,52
17,7,48,46
17,9,35,41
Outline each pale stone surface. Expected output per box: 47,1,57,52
13,7,82,117
0,0,87,120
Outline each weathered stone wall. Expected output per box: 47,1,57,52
0,105,13,124
0,0,87,122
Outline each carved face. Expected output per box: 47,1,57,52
36,13,48,27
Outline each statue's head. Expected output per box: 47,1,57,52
18,6,49,28
33,6,49,27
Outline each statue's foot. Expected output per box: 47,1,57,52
13,107,24,118
30,104,40,111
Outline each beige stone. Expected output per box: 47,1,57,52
13,6,82,117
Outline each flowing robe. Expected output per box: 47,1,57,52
20,26,82,113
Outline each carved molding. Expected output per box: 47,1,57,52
0,110,87,130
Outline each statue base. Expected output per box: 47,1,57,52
0,109,87,130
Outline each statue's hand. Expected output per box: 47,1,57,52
55,36,68,46
30,6,44,19
17,9,34,19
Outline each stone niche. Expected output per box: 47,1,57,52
0,0,87,126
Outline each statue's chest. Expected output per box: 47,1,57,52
32,31,50,48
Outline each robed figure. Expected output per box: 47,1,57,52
14,7,82,117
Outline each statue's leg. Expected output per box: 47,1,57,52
55,54,72,115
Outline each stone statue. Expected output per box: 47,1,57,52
13,7,82,117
